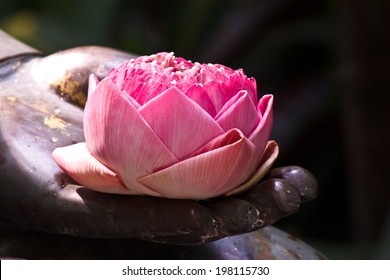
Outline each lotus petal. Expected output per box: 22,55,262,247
249,94,273,152
84,78,178,195
139,86,224,160
137,129,260,199
188,128,252,156
203,81,231,114
185,84,217,117
223,140,279,196
142,83,169,104
248,77,258,103
52,143,137,194
87,74,99,97
215,90,260,135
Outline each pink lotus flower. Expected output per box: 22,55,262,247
52,52,278,199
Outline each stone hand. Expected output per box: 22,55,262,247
0,33,318,244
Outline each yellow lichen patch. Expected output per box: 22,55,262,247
6,96,17,102
50,72,87,107
44,115,70,130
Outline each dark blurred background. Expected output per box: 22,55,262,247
1,0,389,259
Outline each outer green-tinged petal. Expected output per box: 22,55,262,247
84,78,178,196
137,129,260,199
224,140,279,196
215,90,260,136
52,143,136,194
139,86,224,160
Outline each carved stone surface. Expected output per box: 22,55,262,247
0,223,325,260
